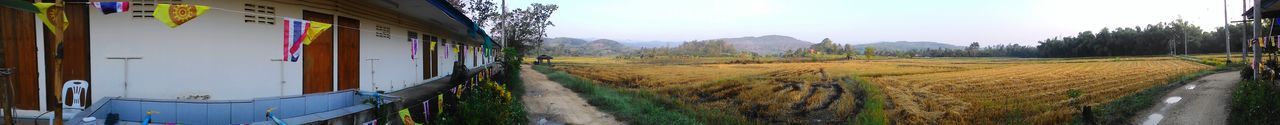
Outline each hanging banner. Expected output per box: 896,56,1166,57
34,3,67,36
153,4,209,28
422,99,431,123
398,109,416,125
411,38,419,60
283,18,309,62
91,2,129,15
302,21,332,45
441,43,448,59
436,94,444,114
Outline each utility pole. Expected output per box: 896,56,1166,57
1226,0,1233,63
1243,0,1250,62
1253,0,1262,78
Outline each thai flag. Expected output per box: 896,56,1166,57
284,18,310,62
91,2,129,15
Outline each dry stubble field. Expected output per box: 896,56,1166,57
535,56,1211,124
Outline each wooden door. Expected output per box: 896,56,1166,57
1,0,41,110
302,11,334,94
44,0,92,109
336,16,358,91
427,35,437,78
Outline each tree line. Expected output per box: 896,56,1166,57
1037,19,1251,58
629,40,752,57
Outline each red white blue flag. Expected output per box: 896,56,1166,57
91,2,129,15
283,18,310,62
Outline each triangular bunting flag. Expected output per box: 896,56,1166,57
153,4,209,28
430,41,437,51
34,3,68,36
302,21,332,45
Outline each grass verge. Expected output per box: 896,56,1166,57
847,76,888,125
1089,62,1238,124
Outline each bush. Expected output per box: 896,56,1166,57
431,68,528,124
1229,80,1280,125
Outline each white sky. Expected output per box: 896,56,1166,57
504,0,1249,46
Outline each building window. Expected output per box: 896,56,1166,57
242,4,276,25
130,0,184,19
375,25,391,39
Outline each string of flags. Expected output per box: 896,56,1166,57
401,68,503,124
35,2,495,62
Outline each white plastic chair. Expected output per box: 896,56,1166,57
48,80,90,124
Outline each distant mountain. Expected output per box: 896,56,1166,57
535,37,630,56
850,41,964,51
622,41,681,48
714,35,813,54
586,39,630,54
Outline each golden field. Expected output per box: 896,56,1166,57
531,56,1212,124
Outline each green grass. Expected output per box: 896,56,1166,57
532,65,705,125
847,76,888,125
1089,62,1237,124
1229,79,1280,124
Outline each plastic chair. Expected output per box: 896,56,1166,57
48,80,90,124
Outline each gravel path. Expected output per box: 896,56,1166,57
1133,71,1241,125
520,65,624,125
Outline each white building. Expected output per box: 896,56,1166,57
0,0,497,119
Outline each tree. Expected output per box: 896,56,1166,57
865,47,876,59
495,3,558,55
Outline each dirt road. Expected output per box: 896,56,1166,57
520,65,624,125
1133,71,1241,125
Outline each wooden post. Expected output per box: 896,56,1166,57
47,0,66,124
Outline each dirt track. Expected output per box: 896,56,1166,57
1133,71,1240,125
520,65,624,125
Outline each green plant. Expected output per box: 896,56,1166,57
849,77,887,125
1228,80,1280,125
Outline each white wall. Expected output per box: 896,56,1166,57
89,0,303,100
357,20,426,92
80,0,485,103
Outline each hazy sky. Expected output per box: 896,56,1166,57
505,0,1247,46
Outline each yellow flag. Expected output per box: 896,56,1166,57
430,41,438,51
303,21,332,45
154,4,209,28
436,94,444,114
398,109,416,125
33,3,68,35
453,44,461,53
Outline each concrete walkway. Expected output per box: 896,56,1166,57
519,65,623,125
1133,71,1241,125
